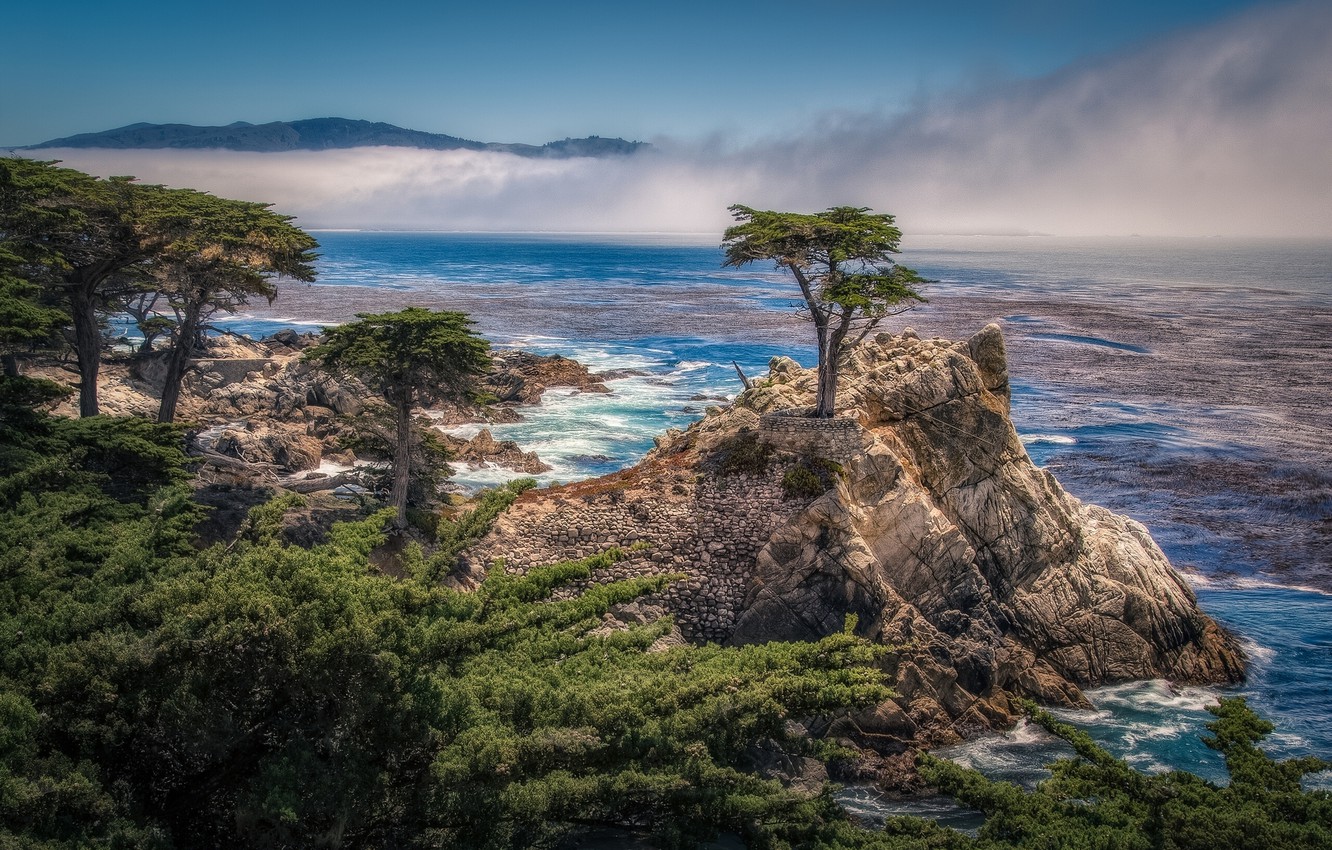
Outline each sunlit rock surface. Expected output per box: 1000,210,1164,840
466,326,1245,756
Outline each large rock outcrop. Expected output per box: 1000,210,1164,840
464,325,1244,759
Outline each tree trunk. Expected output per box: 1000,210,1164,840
814,310,852,419
814,330,835,418
158,304,199,424
732,360,751,390
69,285,102,417
391,390,412,531
794,264,838,419
2,353,19,378
814,359,838,418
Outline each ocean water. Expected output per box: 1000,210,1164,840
229,231,1332,807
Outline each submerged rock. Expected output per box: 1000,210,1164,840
466,324,1245,765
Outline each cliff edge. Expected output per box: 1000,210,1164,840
463,325,1244,760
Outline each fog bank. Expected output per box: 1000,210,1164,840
28,2,1332,238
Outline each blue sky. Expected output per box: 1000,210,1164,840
6,0,1329,236
3,0,1267,144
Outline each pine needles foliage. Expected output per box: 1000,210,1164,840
2,409,1329,849
0,420,895,848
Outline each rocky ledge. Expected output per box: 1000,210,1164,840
462,325,1245,779
36,332,608,483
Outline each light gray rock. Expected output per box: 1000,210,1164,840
467,327,1245,761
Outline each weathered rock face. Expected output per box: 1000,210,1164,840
214,423,325,473
466,325,1244,755
483,350,610,406
441,428,552,475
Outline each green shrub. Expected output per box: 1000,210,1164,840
782,456,842,499
711,429,774,475
5,407,1331,850
407,505,442,539
782,463,826,498
0,475,893,849
422,478,537,582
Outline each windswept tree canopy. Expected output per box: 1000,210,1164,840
0,247,66,377
0,158,317,417
722,205,927,417
147,189,318,422
307,308,490,404
0,159,152,415
305,308,491,529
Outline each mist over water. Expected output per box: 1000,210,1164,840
27,2,1332,239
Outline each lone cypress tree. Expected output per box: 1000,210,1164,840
722,205,926,418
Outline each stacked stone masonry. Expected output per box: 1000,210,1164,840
464,459,817,643
758,409,864,461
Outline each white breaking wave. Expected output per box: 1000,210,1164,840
1020,433,1077,446
1240,639,1278,665
1085,680,1221,714
1230,576,1332,598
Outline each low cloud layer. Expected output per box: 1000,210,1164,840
27,2,1332,237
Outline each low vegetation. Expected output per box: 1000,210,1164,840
711,430,775,476
2,386,1328,848
2,165,1328,848
781,456,842,500
0,393,894,848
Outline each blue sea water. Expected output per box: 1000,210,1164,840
231,231,1332,807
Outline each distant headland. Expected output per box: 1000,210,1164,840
15,116,648,158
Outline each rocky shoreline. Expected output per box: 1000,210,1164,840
461,324,1245,787
26,323,1246,790
30,330,617,487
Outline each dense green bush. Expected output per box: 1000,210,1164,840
2,408,1329,849
916,699,1332,850
711,430,774,476
420,477,537,582
781,463,825,499
0,418,894,847
781,456,842,500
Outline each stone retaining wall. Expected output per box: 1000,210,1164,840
465,462,814,643
758,409,863,460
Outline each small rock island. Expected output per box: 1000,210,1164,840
462,324,1245,782
34,320,1246,785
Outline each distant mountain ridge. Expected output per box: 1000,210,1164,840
19,117,647,158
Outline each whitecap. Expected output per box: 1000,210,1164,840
1124,755,1172,775
671,360,714,372
1240,639,1277,665
434,422,489,440
1086,680,1221,713
1177,569,1214,589
1019,433,1077,446
215,314,334,328
286,459,357,480
1229,576,1332,598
